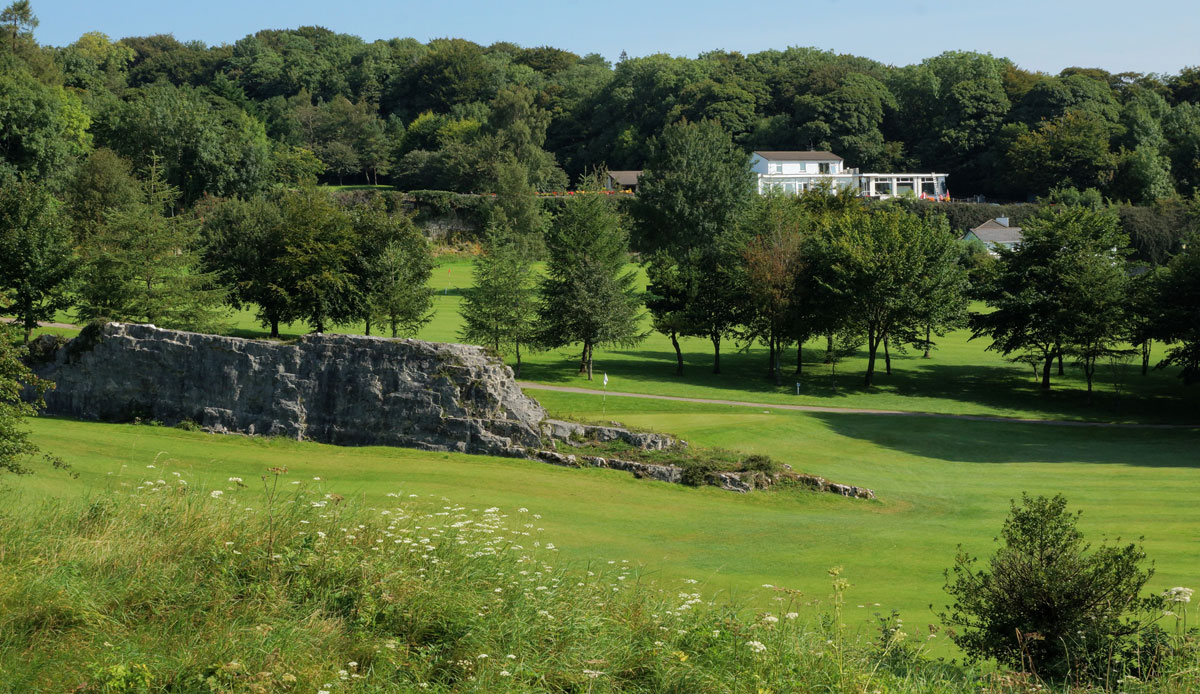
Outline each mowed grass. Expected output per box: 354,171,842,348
37,256,1200,424
19,389,1200,656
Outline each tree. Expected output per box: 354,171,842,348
275,188,362,334
354,197,433,337
0,177,76,343
1062,239,1132,398
971,207,1128,390
1149,240,1200,384
76,157,225,331
199,194,292,337
737,192,808,383
810,207,965,386
460,224,538,374
940,494,1162,682
633,119,754,372
0,320,66,476
1005,110,1117,199
0,1,36,50
537,180,644,380
0,55,92,180
62,148,142,243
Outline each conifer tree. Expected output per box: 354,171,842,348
537,178,644,380
460,222,538,375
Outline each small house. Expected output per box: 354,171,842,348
964,217,1023,254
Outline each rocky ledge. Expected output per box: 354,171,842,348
29,323,872,500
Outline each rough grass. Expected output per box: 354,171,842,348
3,479,1195,693
17,392,1200,662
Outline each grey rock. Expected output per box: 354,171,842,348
34,323,548,457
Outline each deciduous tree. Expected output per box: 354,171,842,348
0,176,76,343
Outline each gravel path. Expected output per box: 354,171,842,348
517,382,1200,430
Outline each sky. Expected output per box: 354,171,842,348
28,0,1200,76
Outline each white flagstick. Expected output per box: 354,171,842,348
602,372,608,416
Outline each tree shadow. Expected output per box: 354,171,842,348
520,343,1199,425
807,411,1200,467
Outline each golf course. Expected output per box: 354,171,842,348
13,256,1199,656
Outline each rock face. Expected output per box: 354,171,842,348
34,323,550,457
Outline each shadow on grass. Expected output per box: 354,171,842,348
808,411,1200,466
520,344,1200,425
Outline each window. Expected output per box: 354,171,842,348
818,162,830,174
772,162,783,173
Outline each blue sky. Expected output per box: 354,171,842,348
29,0,1200,75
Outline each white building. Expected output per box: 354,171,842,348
750,151,949,200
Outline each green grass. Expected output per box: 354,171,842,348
0,477,1035,693
18,391,1200,659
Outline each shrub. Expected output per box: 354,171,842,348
679,458,718,486
939,493,1164,683
739,454,778,474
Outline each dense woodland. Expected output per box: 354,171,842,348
1,2,1200,395
3,3,1200,201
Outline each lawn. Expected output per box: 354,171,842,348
17,389,1200,656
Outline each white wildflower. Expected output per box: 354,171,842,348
210,490,223,498
746,640,767,653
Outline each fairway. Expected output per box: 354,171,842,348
19,388,1200,653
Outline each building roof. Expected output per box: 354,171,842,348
753,151,843,162
969,218,1023,245
607,170,642,186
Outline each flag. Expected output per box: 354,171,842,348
603,372,608,386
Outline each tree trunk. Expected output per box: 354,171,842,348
269,318,280,339
1057,352,1064,376
585,343,593,381
711,333,721,374
825,333,833,364
884,338,892,375
23,324,32,344
773,339,783,386
1041,354,1054,390
795,342,803,375
864,328,878,386
670,330,683,377
767,337,776,378
579,344,588,374
515,342,522,378
1141,340,1151,376
315,318,325,334
364,318,371,336
923,325,931,359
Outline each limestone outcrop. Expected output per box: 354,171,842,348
30,323,874,500
33,323,550,457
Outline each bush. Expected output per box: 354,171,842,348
939,493,1164,683
679,458,718,486
739,454,779,474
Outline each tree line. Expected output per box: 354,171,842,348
9,1,1200,205
463,120,1200,390
0,152,435,343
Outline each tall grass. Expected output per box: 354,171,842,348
1,471,1196,693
